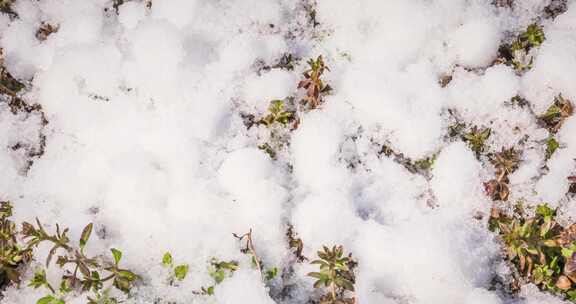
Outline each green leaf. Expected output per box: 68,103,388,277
562,247,574,258
536,204,555,219
117,270,137,281
210,269,225,284
79,223,93,251
269,100,284,114
37,295,64,304
265,267,278,280
162,252,173,267
545,138,559,160
111,248,122,266
174,264,189,281
206,286,215,295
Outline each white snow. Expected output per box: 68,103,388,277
0,0,575,303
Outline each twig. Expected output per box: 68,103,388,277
232,229,263,280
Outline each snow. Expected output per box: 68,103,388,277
1,0,576,303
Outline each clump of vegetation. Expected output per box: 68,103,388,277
258,100,296,127
462,126,491,158
498,24,545,72
161,252,189,284
0,201,32,289
490,204,576,300
308,245,357,304
298,56,331,110
22,219,138,303
539,95,573,133
484,148,520,201
414,154,437,172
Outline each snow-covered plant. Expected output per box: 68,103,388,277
0,201,31,288
308,245,356,304
298,56,331,109
22,220,138,303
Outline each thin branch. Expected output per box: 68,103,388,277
232,229,263,280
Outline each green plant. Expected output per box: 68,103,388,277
462,126,491,158
258,100,295,127
298,56,331,109
161,252,189,284
307,245,356,304
265,267,278,281
36,295,65,304
22,220,138,303
258,143,277,159
198,258,239,295
539,95,573,133
520,24,545,48
507,24,545,72
546,137,560,160
414,154,437,171
0,201,31,288
489,204,576,299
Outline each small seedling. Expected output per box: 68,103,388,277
298,56,331,109
161,252,189,283
308,245,356,304
265,267,278,281
258,143,277,159
198,258,239,295
506,24,545,72
463,126,491,157
258,100,295,127
520,24,545,48
0,201,31,288
539,95,573,133
414,154,437,172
